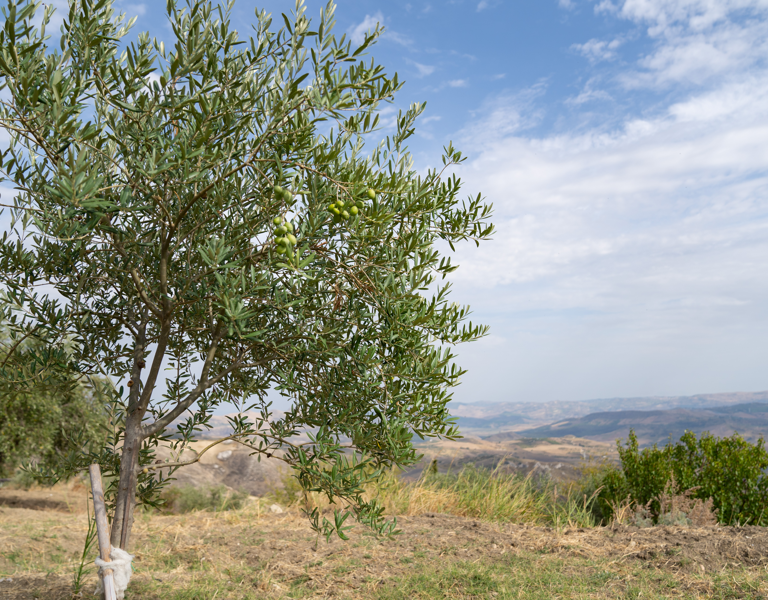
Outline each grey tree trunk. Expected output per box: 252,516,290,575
110,415,143,550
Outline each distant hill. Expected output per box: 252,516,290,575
450,391,768,433
517,402,768,447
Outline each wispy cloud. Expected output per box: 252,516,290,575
447,0,768,397
460,83,547,142
566,78,613,104
406,59,436,78
348,12,412,48
448,79,469,88
349,12,383,46
593,0,768,88
123,3,147,17
572,37,623,62
477,0,502,11
451,77,768,327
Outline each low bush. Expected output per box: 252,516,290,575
596,429,768,526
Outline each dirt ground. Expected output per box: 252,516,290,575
1,484,767,599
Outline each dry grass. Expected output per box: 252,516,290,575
292,463,599,531
1,465,767,599
2,496,768,599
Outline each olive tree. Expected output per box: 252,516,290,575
0,0,493,556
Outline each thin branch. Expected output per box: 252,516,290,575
143,431,356,473
0,326,39,370
141,349,270,437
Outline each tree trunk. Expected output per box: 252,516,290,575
110,414,143,550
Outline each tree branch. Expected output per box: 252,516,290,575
141,348,270,438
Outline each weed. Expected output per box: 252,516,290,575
71,505,97,595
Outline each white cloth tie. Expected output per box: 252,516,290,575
95,547,134,599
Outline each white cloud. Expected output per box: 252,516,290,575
601,0,768,88
477,1,490,11
559,0,576,9
446,77,768,401
441,0,768,404
123,3,147,17
616,0,768,32
572,37,623,62
349,12,412,48
460,83,547,141
448,79,469,88
451,76,768,306
349,12,384,46
566,78,613,104
406,59,436,78
385,30,414,46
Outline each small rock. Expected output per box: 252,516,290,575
269,503,283,514
217,450,233,460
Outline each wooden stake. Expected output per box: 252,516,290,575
89,463,118,600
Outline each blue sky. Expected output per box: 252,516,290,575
11,0,768,407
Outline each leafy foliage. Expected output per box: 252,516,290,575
0,331,109,478
0,0,493,552
597,429,768,526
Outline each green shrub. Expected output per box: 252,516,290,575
0,380,110,480
598,429,768,526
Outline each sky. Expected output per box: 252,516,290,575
6,0,768,407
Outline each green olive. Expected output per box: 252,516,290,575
284,221,294,233
275,226,287,236
367,188,376,200
350,205,359,216
282,189,293,203
331,206,341,216
335,199,345,208
273,216,283,225
274,185,284,197
276,246,287,254
342,210,350,219
287,234,297,245
276,236,288,246
333,214,343,224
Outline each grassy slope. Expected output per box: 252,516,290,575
2,468,768,599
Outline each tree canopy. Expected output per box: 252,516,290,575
0,0,493,554
0,328,109,478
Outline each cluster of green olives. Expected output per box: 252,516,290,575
272,216,297,257
327,189,375,224
273,184,294,205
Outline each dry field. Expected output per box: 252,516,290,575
1,481,767,600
